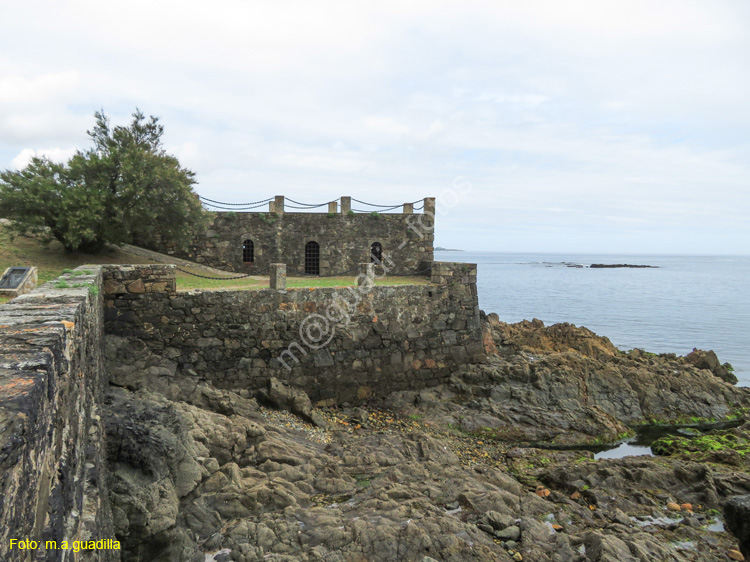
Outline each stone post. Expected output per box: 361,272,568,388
423,197,436,217
403,203,414,214
341,196,351,214
274,195,285,215
270,263,287,289
357,263,374,287
269,201,276,213
328,201,338,214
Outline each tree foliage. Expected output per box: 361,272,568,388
0,109,206,252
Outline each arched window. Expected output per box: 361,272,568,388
370,241,383,264
305,241,320,275
242,239,254,263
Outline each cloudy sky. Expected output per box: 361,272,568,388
1,1,748,253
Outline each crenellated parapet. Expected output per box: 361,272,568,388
149,196,436,276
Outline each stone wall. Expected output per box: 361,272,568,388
151,205,435,276
102,264,176,295
0,266,117,561
103,262,483,403
0,261,484,560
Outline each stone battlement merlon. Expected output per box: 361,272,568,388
266,196,436,216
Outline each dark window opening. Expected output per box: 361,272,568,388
305,241,320,275
242,239,254,263
370,242,383,264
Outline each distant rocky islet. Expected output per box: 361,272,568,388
562,263,659,268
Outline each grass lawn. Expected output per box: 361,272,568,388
174,273,265,292
176,274,429,292
0,223,430,303
0,224,160,304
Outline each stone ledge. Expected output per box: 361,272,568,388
0,264,116,560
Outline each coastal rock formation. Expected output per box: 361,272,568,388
104,386,750,562
385,318,748,445
257,376,328,428
686,348,738,385
101,318,750,561
105,387,525,561
652,421,750,468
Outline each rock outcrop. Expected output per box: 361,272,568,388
686,348,738,385
385,319,749,445
101,318,750,561
257,376,328,428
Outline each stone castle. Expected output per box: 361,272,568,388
152,196,436,276
0,191,482,559
2,202,750,560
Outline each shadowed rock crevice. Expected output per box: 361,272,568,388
725,495,750,559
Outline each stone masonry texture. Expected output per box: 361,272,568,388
0,261,483,562
149,208,435,276
0,266,117,562
103,262,483,403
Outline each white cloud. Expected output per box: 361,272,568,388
0,0,748,253
363,117,411,136
11,147,77,169
0,71,80,106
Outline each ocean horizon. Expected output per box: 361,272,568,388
435,250,750,387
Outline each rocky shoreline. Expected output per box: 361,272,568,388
103,316,750,561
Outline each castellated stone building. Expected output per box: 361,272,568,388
156,195,436,276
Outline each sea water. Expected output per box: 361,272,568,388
435,251,750,387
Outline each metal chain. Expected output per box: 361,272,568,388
286,197,336,207
199,196,426,211
351,205,403,213
175,266,256,280
285,203,330,209
374,265,433,277
199,196,274,206
202,201,270,211
351,198,422,208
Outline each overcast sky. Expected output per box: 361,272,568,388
1,1,748,254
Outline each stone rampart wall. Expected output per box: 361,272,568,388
103,263,483,403
0,261,485,560
0,266,117,561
